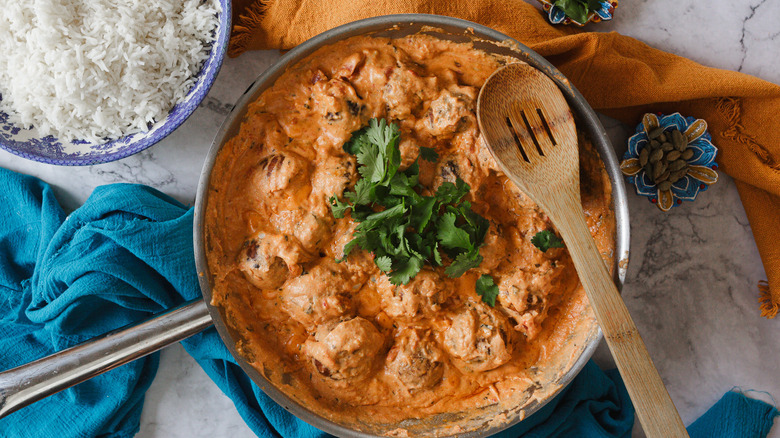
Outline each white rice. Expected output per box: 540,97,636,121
0,0,221,143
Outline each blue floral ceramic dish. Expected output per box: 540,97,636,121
620,113,719,212
0,0,231,166
537,0,618,26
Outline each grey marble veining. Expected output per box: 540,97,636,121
1,1,778,437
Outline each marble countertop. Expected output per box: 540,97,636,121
1,0,778,436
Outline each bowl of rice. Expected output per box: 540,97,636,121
0,0,230,165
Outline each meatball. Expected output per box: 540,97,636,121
302,317,385,381
397,138,420,171
309,155,358,216
255,151,309,194
270,208,332,254
293,213,331,252
443,301,513,373
234,112,288,152
477,224,508,273
431,153,479,191
499,285,548,340
376,270,453,321
311,74,366,145
279,260,356,330
437,157,460,185
419,87,476,138
335,52,366,79
250,151,312,214
497,259,575,339
475,133,502,174
386,328,445,391
382,64,437,120
238,232,309,290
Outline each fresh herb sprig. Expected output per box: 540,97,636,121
531,230,565,252
475,274,500,307
329,118,491,286
553,0,603,24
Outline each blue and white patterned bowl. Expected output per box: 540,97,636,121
620,112,719,211
0,0,231,166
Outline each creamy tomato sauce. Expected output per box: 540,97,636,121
204,33,615,434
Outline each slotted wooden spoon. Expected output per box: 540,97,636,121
476,63,688,437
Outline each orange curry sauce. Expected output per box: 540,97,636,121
204,34,615,432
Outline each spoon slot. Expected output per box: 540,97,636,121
505,116,530,162
537,108,557,146
520,110,545,157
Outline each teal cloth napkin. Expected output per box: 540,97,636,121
0,167,776,438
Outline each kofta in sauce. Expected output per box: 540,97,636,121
204,33,615,432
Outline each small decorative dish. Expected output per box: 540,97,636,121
621,112,719,212
537,0,618,26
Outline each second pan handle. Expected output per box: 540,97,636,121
0,298,213,419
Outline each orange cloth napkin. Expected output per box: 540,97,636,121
227,0,780,318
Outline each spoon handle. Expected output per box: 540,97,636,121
548,193,689,438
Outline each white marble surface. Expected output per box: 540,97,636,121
1,0,779,436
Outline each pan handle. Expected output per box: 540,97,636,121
0,298,213,419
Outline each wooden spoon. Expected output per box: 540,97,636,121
476,63,688,438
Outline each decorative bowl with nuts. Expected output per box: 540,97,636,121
536,0,618,26
620,112,719,211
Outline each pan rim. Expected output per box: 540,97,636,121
193,13,630,438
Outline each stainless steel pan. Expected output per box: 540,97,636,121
0,14,630,437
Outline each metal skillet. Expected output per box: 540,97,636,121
0,14,630,437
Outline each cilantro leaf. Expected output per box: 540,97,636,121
432,243,443,266
389,172,417,197
329,196,351,219
336,232,364,262
389,255,424,285
435,179,470,205
403,160,420,188
358,204,406,231
419,146,439,162
367,118,399,154
531,230,565,252
357,142,385,183
409,197,436,232
475,274,500,307
437,213,473,250
343,128,371,155
458,202,490,243
345,179,373,205
445,251,483,278
375,256,392,272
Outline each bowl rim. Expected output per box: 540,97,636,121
194,13,631,438
0,0,231,166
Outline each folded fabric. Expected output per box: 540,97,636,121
228,0,780,318
689,390,778,438
0,168,168,438
1,167,778,437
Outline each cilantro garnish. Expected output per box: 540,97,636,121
552,0,604,24
374,256,392,273
329,118,490,285
475,274,500,307
419,146,439,163
531,230,565,252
